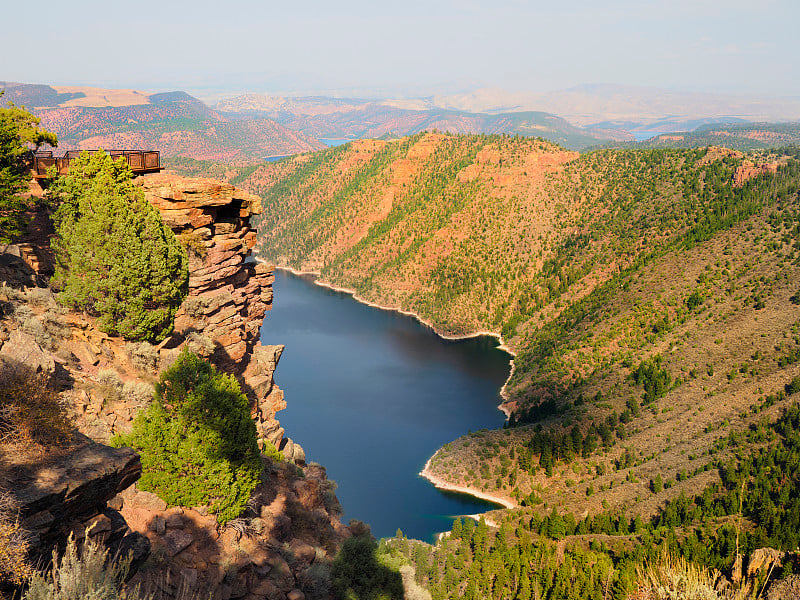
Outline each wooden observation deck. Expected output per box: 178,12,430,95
31,149,162,179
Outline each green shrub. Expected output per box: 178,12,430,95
51,151,188,343
114,350,261,524
633,355,674,403
0,100,57,244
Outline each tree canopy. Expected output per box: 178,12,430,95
114,350,262,524
51,150,188,342
0,96,57,244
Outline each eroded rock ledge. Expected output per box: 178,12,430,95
9,433,149,570
137,173,290,454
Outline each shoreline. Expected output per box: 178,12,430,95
266,262,520,513
274,263,518,413
419,455,517,510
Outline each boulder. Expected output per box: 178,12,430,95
164,530,194,556
0,329,55,375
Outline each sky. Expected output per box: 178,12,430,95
2,0,799,98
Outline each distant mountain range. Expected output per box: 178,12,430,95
0,82,324,161
420,83,800,130
215,93,631,150
593,121,800,152
4,81,799,160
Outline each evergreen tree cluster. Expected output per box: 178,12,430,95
114,351,262,524
51,151,188,342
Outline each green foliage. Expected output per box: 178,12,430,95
261,439,284,463
114,351,261,524
386,402,800,600
633,355,674,403
51,151,188,342
0,97,57,243
331,535,404,600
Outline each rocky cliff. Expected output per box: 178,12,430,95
137,173,294,458
1,170,344,597
10,433,149,568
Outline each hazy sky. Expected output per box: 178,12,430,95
2,0,799,98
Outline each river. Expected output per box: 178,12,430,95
259,270,511,541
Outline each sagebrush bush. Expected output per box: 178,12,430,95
25,287,56,308
122,381,154,406
185,331,215,357
23,535,148,600
98,368,124,403
0,492,33,587
51,151,188,343
0,359,72,447
635,553,752,600
114,350,261,524
181,296,209,319
177,231,208,259
125,342,159,373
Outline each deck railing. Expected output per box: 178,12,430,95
31,149,162,178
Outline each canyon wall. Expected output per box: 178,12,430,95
137,174,293,457
1,170,346,597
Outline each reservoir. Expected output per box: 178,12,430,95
259,270,511,541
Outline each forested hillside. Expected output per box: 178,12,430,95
596,122,800,152
239,133,800,500
231,133,800,598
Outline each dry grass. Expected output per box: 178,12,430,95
23,535,148,600
633,553,755,600
0,360,72,450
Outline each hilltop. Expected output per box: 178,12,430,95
0,82,324,161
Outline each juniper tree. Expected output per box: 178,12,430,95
113,350,262,524
51,150,188,342
0,96,57,244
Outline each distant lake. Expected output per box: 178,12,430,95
319,138,357,147
263,154,291,162
259,270,511,541
632,131,660,141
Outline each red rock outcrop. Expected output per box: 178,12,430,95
733,160,780,187
136,173,288,451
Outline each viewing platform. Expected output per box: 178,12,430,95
30,149,162,179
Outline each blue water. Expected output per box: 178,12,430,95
259,270,511,541
319,138,357,147
632,131,660,141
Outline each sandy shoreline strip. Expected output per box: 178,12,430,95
263,261,520,511
419,455,517,510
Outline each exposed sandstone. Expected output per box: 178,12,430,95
7,432,149,568
733,160,780,187
136,173,288,451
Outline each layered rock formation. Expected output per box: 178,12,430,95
136,174,292,456
7,432,149,571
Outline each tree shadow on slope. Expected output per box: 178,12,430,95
331,534,404,600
